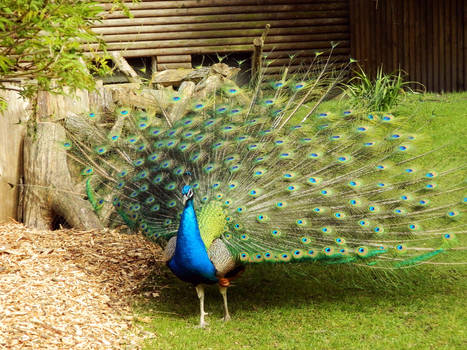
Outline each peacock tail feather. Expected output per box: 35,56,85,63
63,61,466,271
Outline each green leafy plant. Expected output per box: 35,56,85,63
342,66,416,111
0,0,131,110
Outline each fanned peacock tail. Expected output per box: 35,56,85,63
62,59,466,271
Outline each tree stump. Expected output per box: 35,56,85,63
22,122,102,230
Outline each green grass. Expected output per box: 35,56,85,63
131,92,467,350
341,66,413,111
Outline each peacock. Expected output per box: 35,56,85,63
62,60,466,328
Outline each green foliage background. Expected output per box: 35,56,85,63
0,0,130,109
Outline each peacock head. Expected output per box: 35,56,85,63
182,185,194,204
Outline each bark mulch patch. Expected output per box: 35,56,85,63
0,222,162,349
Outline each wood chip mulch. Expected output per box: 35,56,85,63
0,222,162,349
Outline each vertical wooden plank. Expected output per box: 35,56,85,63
356,0,363,69
444,0,452,91
416,0,424,88
368,0,379,76
383,0,391,72
397,0,403,73
426,0,434,91
456,0,465,91
413,0,420,87
464,0,467,90
418,0,425,89
372,0,380,77
397,0,405,74
403,0,410,82
409,0,416,87
349,0,356,60
349,0,361,65
432,0,439,91
379,1,386,72
460,0,466,90
0,90,28,223
390,1,398,72
414,0,420,86
451,0,458,91
361,0,370,71
387,0,392,71
438,0,445,91
406,0,412,83
356,0,363,64
374,0,381,74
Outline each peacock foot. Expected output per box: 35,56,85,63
223,314,231,322
196,320,209,328
196,311,209,328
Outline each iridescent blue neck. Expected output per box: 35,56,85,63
177,198,204,248
167,197,218,284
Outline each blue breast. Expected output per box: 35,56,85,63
167,199,218,285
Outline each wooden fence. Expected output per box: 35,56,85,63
94,0,351,77
94,0,466,91
0,90,28,223
350,0,467,92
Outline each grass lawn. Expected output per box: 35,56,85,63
131,92,467,350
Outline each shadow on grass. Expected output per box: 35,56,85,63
134,259,465,321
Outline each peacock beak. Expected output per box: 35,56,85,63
182,188,194,205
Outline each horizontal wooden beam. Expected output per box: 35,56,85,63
156,55,192,63
92,11,349,27
264,55,350,67
97,45,254,58
92,18,348,35
157,62,193,70
87,34,349,50
99,0,348,11
102,3,348,19
264,47,350,59
98,26,349,43
93,40,349,57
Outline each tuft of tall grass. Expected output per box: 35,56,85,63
342,66,417,111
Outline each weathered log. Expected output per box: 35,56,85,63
99,0,346,11
194,74,222,98
0,87,29,223
88,33,349,51
92,11,348,27
101,3,348,19
167,81,195,124
92,18,348,36
98,26,348,43
252,24,270,79
157,62,192,70
210,63,240,79
151,56,158,73
157,55,192,64
22,122,102,230
110,52,142,84
150,68,194,86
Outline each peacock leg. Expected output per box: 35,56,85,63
219,286,231,322
195,285,208,328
